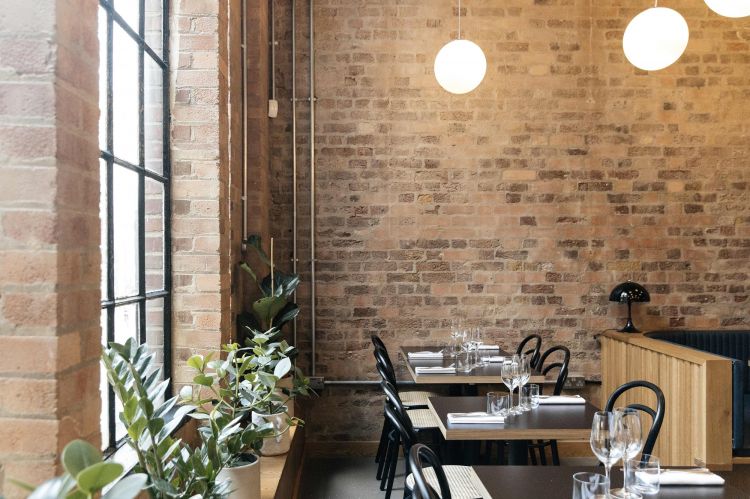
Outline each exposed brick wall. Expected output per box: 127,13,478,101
0,0,100,493
171,0,238,385
265,0,750,444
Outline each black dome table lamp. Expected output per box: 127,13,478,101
609,281,650,333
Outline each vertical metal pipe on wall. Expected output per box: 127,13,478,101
241,0,248,245
291,0,298,352
309,0,317,377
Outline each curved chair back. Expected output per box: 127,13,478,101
384,402,417,455
517,334,542,369
536,345,570,395
605,380,666,457
381,379,407,414
371,334,387,352
374,348,398,385
408,444,451,499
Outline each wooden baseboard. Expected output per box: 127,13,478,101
733,456,750,465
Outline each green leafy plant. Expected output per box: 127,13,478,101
13,440,146,499
238,235,300,338
102,339,234,498
178,344,276,462
243,331,311,416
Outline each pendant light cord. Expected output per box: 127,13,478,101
458,0,461,39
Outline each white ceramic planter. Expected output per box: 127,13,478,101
217,453,261,499
253,406,291,456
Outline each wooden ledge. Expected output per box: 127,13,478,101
599,330,729,365
260,425,305,499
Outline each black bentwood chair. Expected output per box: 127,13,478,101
605,380,666,457
406,443,485,499
379,384,441,499
528,345,570,465
516,333,543,369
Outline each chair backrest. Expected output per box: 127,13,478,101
517,334,542,369
408,444,452,499
374,348,398,385
381,379,407,414
605,380,666,457
371,334,387,352
384,400,417,455
536,345,570,395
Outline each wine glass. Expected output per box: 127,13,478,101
500,361,517,415
612,408,644,498
518,355,531,411
590,411,623,493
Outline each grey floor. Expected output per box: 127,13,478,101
299,457,404,499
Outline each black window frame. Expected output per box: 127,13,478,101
98,0,172,453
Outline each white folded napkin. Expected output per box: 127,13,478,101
537,395,585,405
477,344,500,350
408,351,444,359
415,366,455,375
658,469,725,486
487,356,506,363
447,412,505,424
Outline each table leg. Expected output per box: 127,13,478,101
462,384,478,396
507,440,529,465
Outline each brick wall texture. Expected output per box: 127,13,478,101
0,0,101,494
262,0,750,444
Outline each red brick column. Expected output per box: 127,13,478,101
0,0,100,494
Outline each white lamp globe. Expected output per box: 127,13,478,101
434,39,487,94
623,7,689,71
705,0,750,18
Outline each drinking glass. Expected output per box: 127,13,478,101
612,408,644,498
528,384,540,408
518,355,532,411
628,455,660,495
572,472,609,499
456,351,472,373
502,356,523,415
487,392,509,416
500,361,516,416
590,411,623,494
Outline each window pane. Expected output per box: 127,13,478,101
100,159,109,299
145,178,164,291
144,55,163,175
113,0,140,35
114,303,139,441
99,309,110,450
98,7,109,151
144,0,163,57
112,24,140,165
113,165,139,298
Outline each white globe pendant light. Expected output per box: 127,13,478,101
623,6,689,71
434,0,486,94
705,0,750,18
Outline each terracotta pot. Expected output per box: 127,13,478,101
217,453,261,499
253,406,291,456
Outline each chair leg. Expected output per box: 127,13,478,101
379,432,395,485
376,417,389,464
528,444,538,465
539,441,548,466
384,440,399,499
551,440,561,466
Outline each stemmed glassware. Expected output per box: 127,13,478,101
518,355,531,411
590,411,624,494
501,355,523,415
612,408,644,498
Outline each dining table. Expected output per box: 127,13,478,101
471,465,750,498
401,345,547,388
428,395,599,465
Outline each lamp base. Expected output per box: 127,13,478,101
619,317,640,333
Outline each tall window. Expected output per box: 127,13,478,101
98,0,171,451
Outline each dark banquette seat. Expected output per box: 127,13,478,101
645,330,750,452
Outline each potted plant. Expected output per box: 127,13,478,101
243,330,311,456
102,339,236,498
238,235,299,343
13,439,146,499
180,345,275,499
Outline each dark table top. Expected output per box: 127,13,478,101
472,465,750,499
428,396,599,440
401,346,547,385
